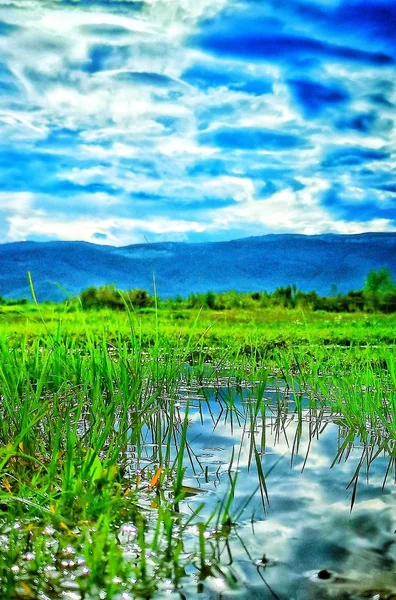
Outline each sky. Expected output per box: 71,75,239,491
0,0,395,246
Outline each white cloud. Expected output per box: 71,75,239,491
60,166,112,186
159,136,216,157
77,192,121,206
0,0,394,245
0,191,35,214
0,112,46,134
206,180,395,235
7,213,206,246
202,175,255,202
41,10,158,36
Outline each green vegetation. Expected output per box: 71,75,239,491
0,274,394,598
75,268,396,314
80,285,152,310
364,266,395,312
2,268,396,313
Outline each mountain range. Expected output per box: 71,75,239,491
0,233,395,302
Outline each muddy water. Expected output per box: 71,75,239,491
170,381,396,600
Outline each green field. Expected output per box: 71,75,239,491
0,302,394,599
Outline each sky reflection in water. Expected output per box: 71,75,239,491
171,381,395,600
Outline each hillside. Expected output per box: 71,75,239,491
0,233,395,301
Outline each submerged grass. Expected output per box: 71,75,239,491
0,302,394,598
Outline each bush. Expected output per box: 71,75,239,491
126,289,152,308
80,286,153,310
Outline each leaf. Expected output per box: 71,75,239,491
3,478,11,493
85,449,103,482
148,467,162,491
180,485,205,498
20,582,32,594
99,464,118,483
59,522,74,534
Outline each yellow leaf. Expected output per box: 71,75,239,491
148,467,162,491
20,582,32,594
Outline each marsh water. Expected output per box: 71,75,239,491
134,376,396,600
3,374,394,600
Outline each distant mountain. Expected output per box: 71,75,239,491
0,233,395,301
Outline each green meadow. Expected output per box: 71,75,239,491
0,291,394,599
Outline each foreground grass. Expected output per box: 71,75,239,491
0,305,394,598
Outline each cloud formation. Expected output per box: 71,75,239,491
0,0,394,244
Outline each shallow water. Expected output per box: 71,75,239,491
2,377,394,600
164,380,396,599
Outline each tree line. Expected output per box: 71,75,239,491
76,267,395,313
0,268,395,313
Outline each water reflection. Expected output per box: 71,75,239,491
2,377,393,600
171,379,396,599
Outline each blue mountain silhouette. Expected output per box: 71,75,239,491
0,233,395,301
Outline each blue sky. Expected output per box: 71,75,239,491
0,0,395,246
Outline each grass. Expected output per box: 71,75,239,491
1,302,395,346
0,301,394,598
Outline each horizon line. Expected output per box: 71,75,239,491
1,230,396,249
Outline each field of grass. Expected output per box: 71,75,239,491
1,301,395,346
0,302,394,599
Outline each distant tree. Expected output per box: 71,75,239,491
6,297,28,306
127,289,152,308
80,286,99,309
80,286,154,310
379,290,396,313
186,293,200,309
344,290,365,312
364,267,394,311
204,291,216,310
365,267,393,293
273,284,297,308
80,285,123,309
296,290,319,310
98,285,124,309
